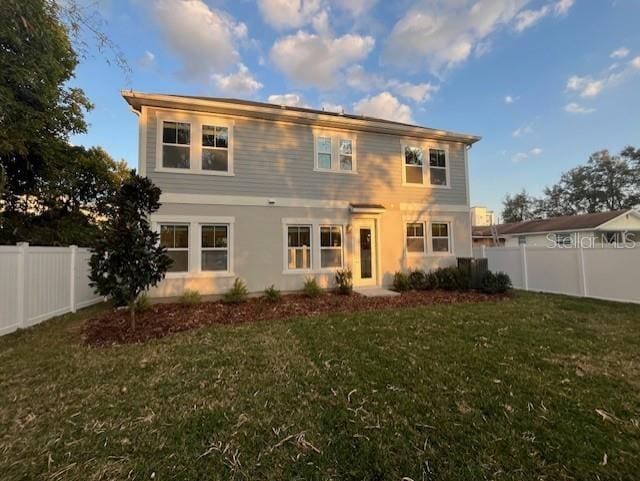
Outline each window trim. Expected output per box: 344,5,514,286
155,111,235,176
160,121,191,170
152,215,235,279
319,224,345,270
402,215,455,257
313,131,358,174
159,223,190,273
201,124,230,174
405,221,427,256
400,142,451,189
200,223,230,273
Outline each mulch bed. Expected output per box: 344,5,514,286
83,290,510,347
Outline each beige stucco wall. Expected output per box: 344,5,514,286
149,203,471,297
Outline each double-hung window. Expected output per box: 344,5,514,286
404,146,424,184
316,137,332,170
320,225,343,268
315,135,356,172
339,140,353,171
162,122,190,169
202,125,229,172
429,149,447,186
406,222,426,253
160,224,189,272
287,226,312,270
201,225,228,271
431,222,451,253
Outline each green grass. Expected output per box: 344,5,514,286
1,292,639,480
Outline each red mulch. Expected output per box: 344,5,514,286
83,290,510,347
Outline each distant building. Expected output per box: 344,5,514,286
470,206,496,226
472,210,640,248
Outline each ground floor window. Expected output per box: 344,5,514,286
160,224,189,272
287,225,312,270
201,224,229,271
406,222,426,253
431,222,451,253
320,225,343,268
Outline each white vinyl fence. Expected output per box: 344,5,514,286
476,245,640,304
0,243,103,336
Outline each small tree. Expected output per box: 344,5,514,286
89,174,171,328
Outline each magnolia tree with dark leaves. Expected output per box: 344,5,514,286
90,174,171,328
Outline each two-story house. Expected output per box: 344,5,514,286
122,91,481,297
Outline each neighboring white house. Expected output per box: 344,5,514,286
470,206,496,226
122,91,481,297
488,210,640,248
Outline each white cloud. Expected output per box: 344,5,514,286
512,147,542,162
345,65,438,103
212,63,263,95
139,50,155,69
564,102,596,114
566,58,640,98
504,95,518,103
267,93,307,107
383,0,574,74
335,0,377,16
270,31,374,88
147,0,247,78
512,122,534,137
632,57,640,69
257,0,324,30
353,92,413,123
345,64,386,91
387,80,439,103
610,47,630,59
321,102,344,113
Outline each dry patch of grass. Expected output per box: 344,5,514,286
1,292,639,480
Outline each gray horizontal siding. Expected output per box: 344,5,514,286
146,108,468,206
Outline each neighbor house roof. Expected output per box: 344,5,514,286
472,210,638,238
121,91,481,145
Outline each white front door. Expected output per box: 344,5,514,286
352,219,377,286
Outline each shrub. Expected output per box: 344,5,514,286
480,271,512,294
303,277,322,298
180,289,201,305
392,271,410,292
433,267,471,291
335,268,353,295
424,271,438,290
223,278,249,304
134,293,151,311
263,285,282,302
408,269,426,290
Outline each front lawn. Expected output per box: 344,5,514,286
1,292,639,480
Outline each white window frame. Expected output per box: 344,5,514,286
430,221,453,255
155,109,235,176
151,215,235,279
319,224,344,270
405,221,427,256
313,130,357,174
428,148,448,187
200,224,230,273
285,224,313,272
401,142,450,189
201,124,231,174
159,223,190,273
160,121,191,170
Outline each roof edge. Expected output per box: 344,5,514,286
121,90,482,145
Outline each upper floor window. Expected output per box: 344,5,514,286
157,112,233,176
315,134,356,173
160,224,189,272
202,125,229,172
162,122,190,169
402,144,449,187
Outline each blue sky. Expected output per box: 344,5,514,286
70,0,640,218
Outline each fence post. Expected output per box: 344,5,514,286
70,245,77,313
480,244,486,259
577,246,588,297
520,244,529,290
16,242,28,327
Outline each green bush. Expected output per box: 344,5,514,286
303,277,322,298
433,267,470,291
408,269,426,290
263,285,282,302
134,293,151,311
480,271,512,294
180,289,201,305
335,268,353,295
424,271,438,290
392,271,410,292
223,278,249,304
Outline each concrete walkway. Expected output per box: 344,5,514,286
354,287,400,297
